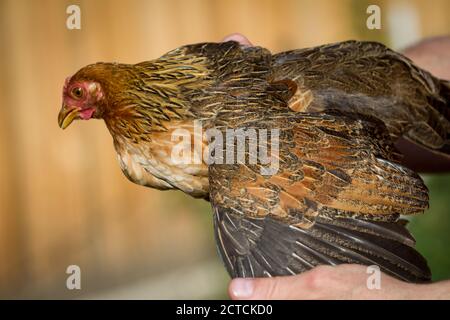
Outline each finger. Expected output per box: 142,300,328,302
228,264,415,300
221,33,253,46
229,274,313,300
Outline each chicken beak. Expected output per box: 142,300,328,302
58,105,80,129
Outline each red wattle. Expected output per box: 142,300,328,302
79,108,95,120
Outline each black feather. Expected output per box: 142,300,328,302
214,207,431,283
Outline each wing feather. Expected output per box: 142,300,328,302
214,208,431,282
209,112,430,282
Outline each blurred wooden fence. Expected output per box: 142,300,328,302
0,0,448,298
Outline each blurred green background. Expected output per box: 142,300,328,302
0,0,448,299
410,174,450,281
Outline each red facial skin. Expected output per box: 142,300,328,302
62,77,104,120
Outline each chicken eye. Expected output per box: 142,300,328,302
71,87,84,99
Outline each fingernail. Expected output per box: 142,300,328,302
230,278,254,299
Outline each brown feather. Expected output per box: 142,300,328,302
61,40,450,282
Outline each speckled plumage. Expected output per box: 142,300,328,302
59,40,450,282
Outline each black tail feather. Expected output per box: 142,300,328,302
214,208,431,283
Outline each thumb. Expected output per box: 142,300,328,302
228,276,304,300
221,33,253,46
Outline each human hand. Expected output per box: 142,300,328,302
403,35,450,80
228,264,450,300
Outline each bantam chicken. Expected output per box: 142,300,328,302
58,40,450,283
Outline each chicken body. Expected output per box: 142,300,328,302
59,40,450,282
